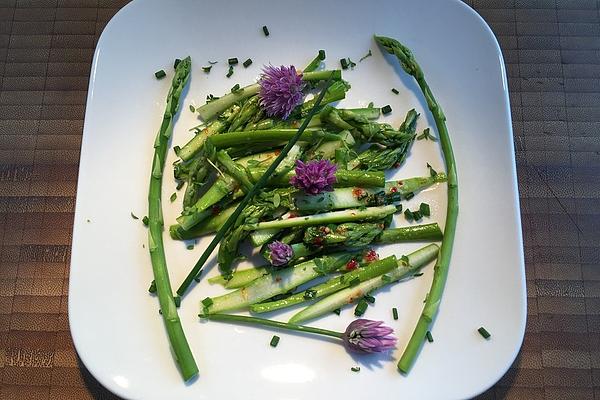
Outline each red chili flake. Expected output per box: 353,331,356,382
352,187,365,199
313,237,323,246
274,149,281,155
397,180,404,186
389,186,398,193
211,205,221,215
364,250,379,262
287,212,298,219
346,259,359,271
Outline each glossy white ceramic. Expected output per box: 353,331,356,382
69,0,525,399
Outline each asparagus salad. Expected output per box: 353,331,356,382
145,35,458,382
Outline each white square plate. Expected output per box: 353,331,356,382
69,0,525,399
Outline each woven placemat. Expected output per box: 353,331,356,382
0,0,598,399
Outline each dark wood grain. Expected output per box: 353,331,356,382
0,1,598,399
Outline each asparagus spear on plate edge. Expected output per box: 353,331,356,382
147,57,198,380
375,35,458,374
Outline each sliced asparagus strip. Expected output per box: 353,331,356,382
248,205,398,231
295,174,446,212
207,266,270,289
289,244,439,323
251,255,398,313
196,84,260,121
202,252,355,314
207,128,340,149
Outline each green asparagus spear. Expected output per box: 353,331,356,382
251,255,398,314
207,128,339,149
146,56,197,381
289,244,439,323
375,35,458,374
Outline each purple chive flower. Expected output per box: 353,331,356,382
342,319,397,354
259,65,305,120
267,240,294,266
290,159,337,195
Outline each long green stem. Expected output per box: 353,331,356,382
375,35,458,374
200,313,343,339
177,77,335,296
146,57,197,381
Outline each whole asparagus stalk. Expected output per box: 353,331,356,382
251,255,398,314
146,57,197,381
375,35,458,374
289,244,439,323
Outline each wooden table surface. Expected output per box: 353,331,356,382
0,1,599,399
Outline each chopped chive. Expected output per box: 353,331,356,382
189,104,195,113
350,366,361,372
148,280,156,293
303,289,317,300
270,335,280,347
231,83,241,93
130,212,139,220
381,274,392,283
412,210,423,221
333,308,341,315
404,209,414,221
186,244,194,250
354,299,369,316
381,104,392,115
340,58,349,70
348,58,356,68
202,65,212,73
159,309,162,315
364,294,375,304
170,192,177,202
228,57,238,65
262,25,270,36
427,163,438,177
201,297,213,308
396,204,403,213
142,216,149,226
174,296,181,308
226,65,234,78
359,49,372,62
193,270,203,283
242,58,252,68
400,255,410,266
478,327,491,339
176,180,185,190
174,58,181,69
419,203,431,217
426,331,434,343
404,192,415,200
154,69,166,79
348,277,361,287
318,49,326,60
391,88,399,95
413,272,424,277
392,307,398,320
